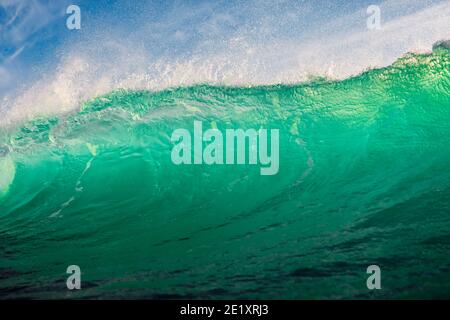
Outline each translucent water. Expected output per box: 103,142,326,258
0,48,449,299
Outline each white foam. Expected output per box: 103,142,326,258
0,155,16,197
1,0,449,126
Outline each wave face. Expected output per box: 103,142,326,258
0,48,449,299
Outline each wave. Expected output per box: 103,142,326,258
0,47,449,299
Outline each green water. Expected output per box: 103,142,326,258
0,48,449,299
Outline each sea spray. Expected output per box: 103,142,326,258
0,150,15,199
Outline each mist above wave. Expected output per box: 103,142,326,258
1,0,449,126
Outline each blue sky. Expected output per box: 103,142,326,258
0,0,379,67
0,1,395,88
0,0,449,116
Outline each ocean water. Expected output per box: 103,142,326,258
0,47,449,299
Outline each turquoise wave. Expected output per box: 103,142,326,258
0,47,449,299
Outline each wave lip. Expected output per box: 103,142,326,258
433,40,450,51
3,0,450,124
